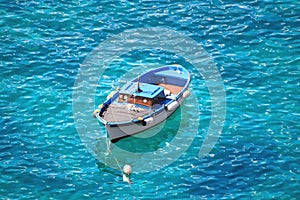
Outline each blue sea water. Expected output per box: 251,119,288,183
1,0,299,199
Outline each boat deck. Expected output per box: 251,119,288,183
158,83,183,95
101,103,153,123
101,83,184,123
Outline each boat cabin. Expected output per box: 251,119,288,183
118,82,165,107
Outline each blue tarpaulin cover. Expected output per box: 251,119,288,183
120,82,164,99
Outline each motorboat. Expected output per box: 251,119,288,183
93,65,191,142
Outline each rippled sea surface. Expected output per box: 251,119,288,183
1,0,299,199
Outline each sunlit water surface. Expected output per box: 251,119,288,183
1,0,299,199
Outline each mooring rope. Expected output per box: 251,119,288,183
105,136,123,173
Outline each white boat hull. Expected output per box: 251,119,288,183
107,97,184,142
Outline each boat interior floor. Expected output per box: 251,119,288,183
102,103,152,123
158,83,184,95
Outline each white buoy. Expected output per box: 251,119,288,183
182,90,190,98
123,165,131,174
123,165,132,184
143,117,154,126
166,101,179,111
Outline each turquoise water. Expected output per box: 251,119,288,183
1,0,300,199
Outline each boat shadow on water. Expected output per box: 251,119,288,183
113,107,182,153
